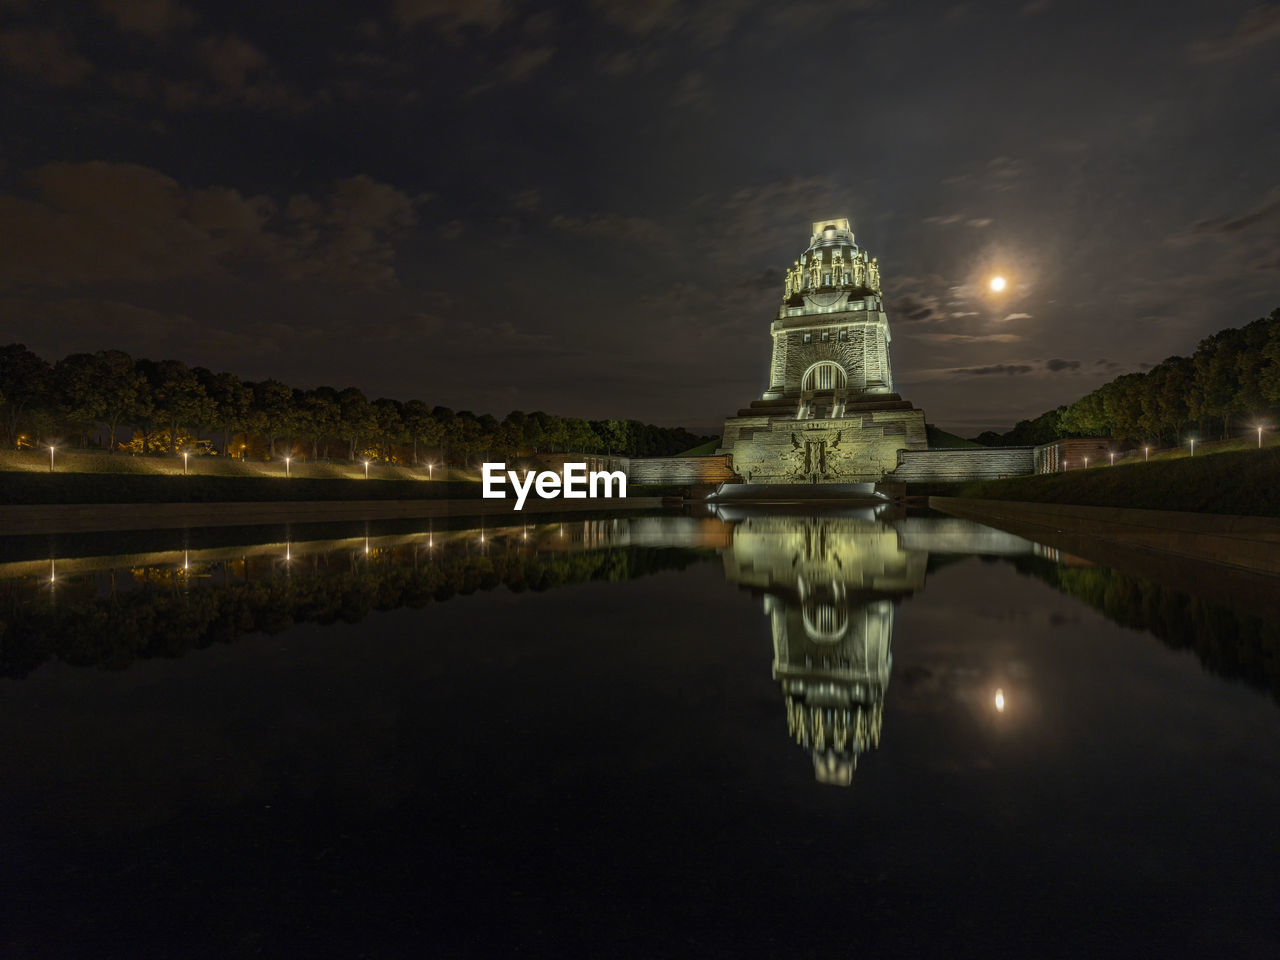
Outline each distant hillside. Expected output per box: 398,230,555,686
926,424,982,448
972,307,1279,447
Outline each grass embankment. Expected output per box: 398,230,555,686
950,445,1280,517
0,448,471,482
671,439,723,457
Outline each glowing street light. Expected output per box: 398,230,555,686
1259,425,1264,449
48,445,55,473
1144,446,1150,461
363,460,370,479
1062,459,1068,471
428,463,434,480
183,451,190,475
1109,451,1115,466
1190,438,1196,456
1083,456,1089,469
284,456,291,478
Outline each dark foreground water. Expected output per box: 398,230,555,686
1,510,1278,958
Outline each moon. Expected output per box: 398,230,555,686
989,275,1007,292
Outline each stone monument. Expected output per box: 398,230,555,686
718,218,927,483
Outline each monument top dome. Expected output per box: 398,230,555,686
785,216,879,303
806,218,859,255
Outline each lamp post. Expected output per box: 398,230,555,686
183,451,189,476
284,456,291,478
1144,446,1150,461
1109,451,1115,466
1062,459,1068,471
1190,438,1196,457
363,460,370,479
428,463,433,480
1259,425,1264,449
48,445,55,473
1083,456,1089,469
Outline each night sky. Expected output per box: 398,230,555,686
1,0,1277,434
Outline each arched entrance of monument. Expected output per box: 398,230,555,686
799,361,850,419
803,361,847,392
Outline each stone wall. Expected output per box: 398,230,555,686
624,455,738,485
886,446,1035,483
1032,438,1116,472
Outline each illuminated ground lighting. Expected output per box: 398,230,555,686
183,451,190,475
284,456,291,477
994,689,1006,712
363,460,370,479
989,275,1007,292
1190,438,1196,456
428,463,433,479
1259,425,1265,448
1144,446,1150,461
1083,456,1089,468
1109,451,1115,466
48,445,55,472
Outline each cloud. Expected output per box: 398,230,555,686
715,175,843,260
511,188,542,212
945,156,1025,193
469,44,556,94
924,214,993,228
744,267,783,290
391,0,513,32
98,0,195,37
920,333,1024,343
0,29,93,86
888,295,940,322
499,45,555,83
1000,312,1033,321
1044,358,1080,371
591,0,685,35
951,364,1034,376
1187,186,1280,236
549,212,673,247
1188,4,1280,63
672,70,712,110
0,162,426,290
0,297,278,359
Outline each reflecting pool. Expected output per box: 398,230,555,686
2,509,1278,957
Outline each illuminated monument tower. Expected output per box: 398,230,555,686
722,513,927,785
719,218,927,483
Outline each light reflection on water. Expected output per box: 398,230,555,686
1,509,1278,956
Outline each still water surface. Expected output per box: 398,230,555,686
2,509,1278,957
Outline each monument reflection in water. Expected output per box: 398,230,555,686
721,512,926,786
0,509,1047,789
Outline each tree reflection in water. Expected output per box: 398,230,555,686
2,511,1277,783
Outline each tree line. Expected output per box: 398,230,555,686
976,307,1280,447
0,541,712,678
0,344,713,464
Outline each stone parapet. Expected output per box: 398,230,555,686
887,447,1035,482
